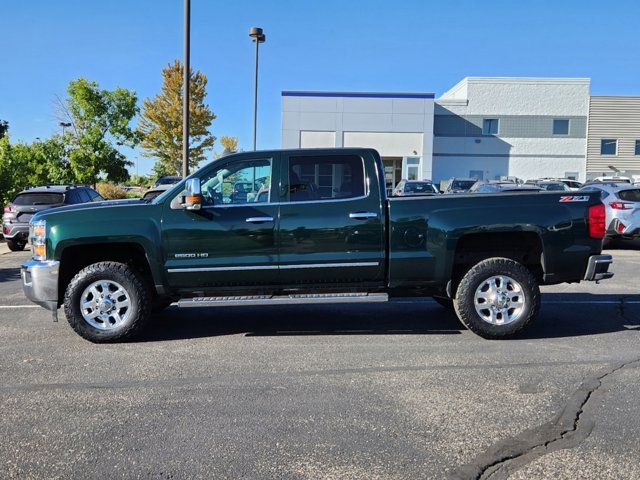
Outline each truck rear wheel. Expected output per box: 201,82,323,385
63,262,151,343
453,258,539,339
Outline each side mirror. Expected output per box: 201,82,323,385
183,178,202,210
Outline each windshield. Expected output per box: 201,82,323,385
13,193,64,205
155,176,181,186
405,182,437,194
540,183,569,191
451,180,476,190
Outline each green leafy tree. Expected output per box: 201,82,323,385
57,78,138,184
138,60,216,176
0,120,8,139
0,136,72,205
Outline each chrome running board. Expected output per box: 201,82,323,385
178,292,388,308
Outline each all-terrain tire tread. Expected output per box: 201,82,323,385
63,261,151,343
453,257,540,339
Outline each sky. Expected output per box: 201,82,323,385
1,0,639,175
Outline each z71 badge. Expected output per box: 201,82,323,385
559,196,589,203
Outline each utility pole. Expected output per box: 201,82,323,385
249,27,266,151
182,0,191,178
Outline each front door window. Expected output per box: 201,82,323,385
200,159,272,206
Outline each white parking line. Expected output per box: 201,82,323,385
394,300,640,305
0,305,40,309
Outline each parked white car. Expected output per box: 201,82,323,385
580,183,640,239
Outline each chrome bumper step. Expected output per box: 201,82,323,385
178,292,388,308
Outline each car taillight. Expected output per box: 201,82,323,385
609,201,633,210
588,203,606,239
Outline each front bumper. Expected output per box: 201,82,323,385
21,260,59,311
584,254,614,282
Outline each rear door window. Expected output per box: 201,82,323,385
12,193,64,205
64,190,80,204
77,189,91,203
617,189,640,202
288,154,365,202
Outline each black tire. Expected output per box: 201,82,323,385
63,262,151,343
7,238,26,251
453,257,540,339
432,296,454,309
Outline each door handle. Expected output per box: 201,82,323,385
349,212,378,220
245,216,274,224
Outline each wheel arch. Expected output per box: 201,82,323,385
448,231,545,297
57,242,160,305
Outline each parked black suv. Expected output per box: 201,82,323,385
2,185,103,251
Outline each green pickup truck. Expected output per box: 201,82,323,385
22,148,613,342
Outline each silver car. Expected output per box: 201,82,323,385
580,183,640,238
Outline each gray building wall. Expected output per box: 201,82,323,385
434,115,586,138
587,96,640,175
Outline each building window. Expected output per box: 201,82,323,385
553,119,569,135
600,139,617,155
635,140,640,155
405,157,420,181
482,119,499,135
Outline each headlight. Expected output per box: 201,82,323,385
30,219,47,261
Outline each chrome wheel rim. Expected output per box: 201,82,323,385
80,280,131,330
474,275,526,325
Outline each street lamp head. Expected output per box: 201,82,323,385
249,27,266,43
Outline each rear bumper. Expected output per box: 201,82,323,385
584,254,614,281
608,218,640,238
2,223,29,240
21,260,59,311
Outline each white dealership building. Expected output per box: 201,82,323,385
281,77,593,187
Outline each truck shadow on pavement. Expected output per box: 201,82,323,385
0,267,21,283
139,293,640,342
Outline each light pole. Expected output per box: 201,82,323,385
249,27,265,151
182,0,191,178
59,122,71,135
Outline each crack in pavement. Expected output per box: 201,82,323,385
450,357,640,480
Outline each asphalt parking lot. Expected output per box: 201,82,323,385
0,244,639,479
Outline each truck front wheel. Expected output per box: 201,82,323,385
453,258,540,339
63,262,151,343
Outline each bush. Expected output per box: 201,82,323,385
96,182,127,200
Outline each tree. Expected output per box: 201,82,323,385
219,135,238,154
0,136,71,205
56,78,138,184
0,120,8,139
138,60,216,176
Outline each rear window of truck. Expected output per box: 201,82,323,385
12,193,64,205
617,189,640,202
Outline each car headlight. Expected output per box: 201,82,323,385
30,219,47,261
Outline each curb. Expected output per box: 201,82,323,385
0,242,10,255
